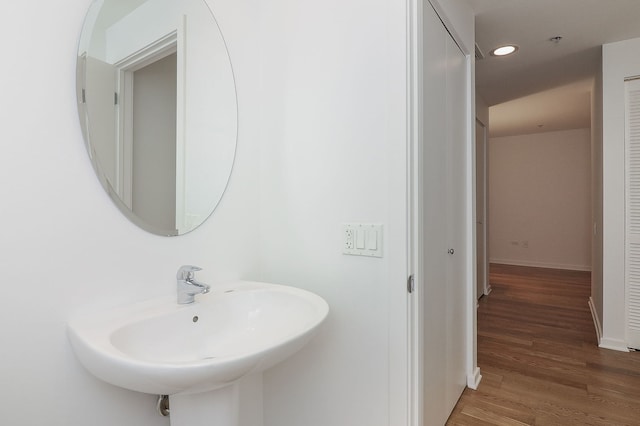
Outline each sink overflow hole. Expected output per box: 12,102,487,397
192,316,199,323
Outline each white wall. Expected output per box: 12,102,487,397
131,53,177,231
0,0,261,424
257,0,476,425
489,129,592,271
591,49,604,339
257,0,408,424
601,37,640,350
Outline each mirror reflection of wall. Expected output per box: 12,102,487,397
77,0,237,236
132,52,177,232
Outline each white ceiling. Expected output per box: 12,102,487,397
468,0,640,137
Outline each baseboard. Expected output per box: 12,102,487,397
599,337,629,352
489,258,592,272
467,367,481,390
588,297,602,345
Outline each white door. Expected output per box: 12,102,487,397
420,3,448,422
624,78,640,349
418,2,468,424
85,56,118,191
444,28,468,413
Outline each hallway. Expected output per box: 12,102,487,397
447,264,640,425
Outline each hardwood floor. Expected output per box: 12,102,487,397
446,264,640,425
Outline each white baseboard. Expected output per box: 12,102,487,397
467,367,481,390
588,297,602,345
489,258,592,272
599,337,629,352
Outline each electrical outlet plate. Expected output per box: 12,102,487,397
344,227,355,249
342,223,383,257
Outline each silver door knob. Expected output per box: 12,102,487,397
447,248,455,255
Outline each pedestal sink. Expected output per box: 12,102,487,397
67,281,329,426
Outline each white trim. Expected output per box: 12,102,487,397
475,119,489,298
175,15,187,233
489,258,592,272
465,47,478,397
467,367,482,390
599,337,630,352
119,66,133,208
588,296,603,344
407,0,422,424
114,31,178,71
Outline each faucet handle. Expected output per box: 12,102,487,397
177,265,202,280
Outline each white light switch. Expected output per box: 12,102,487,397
367,229,377,250
342,223,383,257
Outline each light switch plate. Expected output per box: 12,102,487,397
342,223,383,257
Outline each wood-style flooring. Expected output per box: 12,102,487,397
446,263,640,425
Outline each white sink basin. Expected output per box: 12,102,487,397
67,281,329,395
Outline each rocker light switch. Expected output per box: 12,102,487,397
367,229,377,250
356,229,366,249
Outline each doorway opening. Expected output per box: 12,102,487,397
113,31,186,234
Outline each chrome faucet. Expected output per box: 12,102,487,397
176,265,210,304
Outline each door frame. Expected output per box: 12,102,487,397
407,0,480,424
476,118,491,298
112,19,187,228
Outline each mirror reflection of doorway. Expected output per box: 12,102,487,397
131,52,177,233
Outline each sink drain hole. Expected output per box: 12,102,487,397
192,316,199,323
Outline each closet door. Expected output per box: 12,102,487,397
444,32,467,411
625,78,640,349
420,2,468,424
421,3,449,423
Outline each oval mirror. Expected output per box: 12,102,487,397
77,0,237,236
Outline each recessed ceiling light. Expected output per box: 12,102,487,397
491,45,519,57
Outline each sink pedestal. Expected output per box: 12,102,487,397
169,384,239,426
